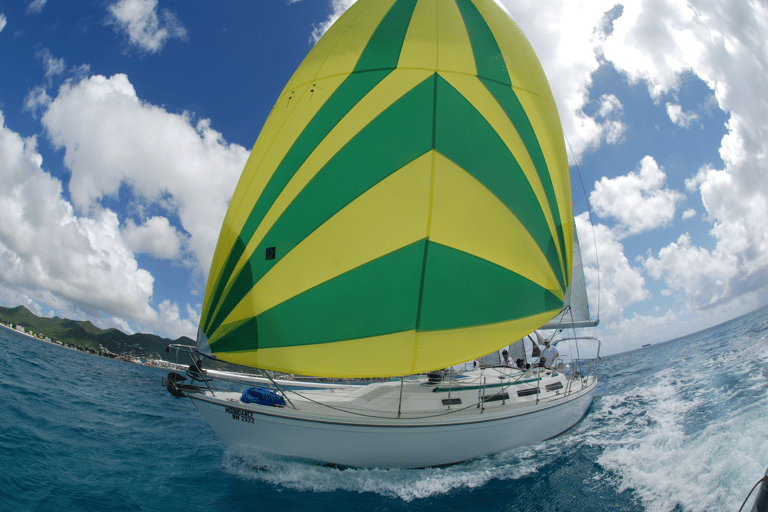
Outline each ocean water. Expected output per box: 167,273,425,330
1,307,766,512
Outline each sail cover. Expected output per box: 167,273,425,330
197,0,574,377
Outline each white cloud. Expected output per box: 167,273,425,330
644,233,739,307
598,93,622,118
0,109,202,339
666,103,699,128
595,94,627,144
0,112,152,327
496,0,620,160
310,0,357,44
122,216,185,260
575,213,649,330
602,119,627,145
106,0,187,54
597,0,768,319
25,86,51,115
591,156,685,237
40,73,248,283
26,0,47,15
34,47,66,84
0,13,7,32
682,208,696,220
602,0,706,100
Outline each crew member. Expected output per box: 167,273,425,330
540,340,559,369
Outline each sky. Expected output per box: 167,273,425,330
1,0,766,355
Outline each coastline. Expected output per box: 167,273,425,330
0,322,186,371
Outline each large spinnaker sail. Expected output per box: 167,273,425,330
197,0,574,378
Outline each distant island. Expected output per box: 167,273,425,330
0,305,193,365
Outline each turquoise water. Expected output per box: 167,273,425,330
1,307,766,511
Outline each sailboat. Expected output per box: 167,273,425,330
164,0,601,469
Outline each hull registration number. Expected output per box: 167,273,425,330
225,405,255,423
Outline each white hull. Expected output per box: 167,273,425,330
186,369,597,469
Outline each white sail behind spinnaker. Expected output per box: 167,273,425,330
541,226,598,329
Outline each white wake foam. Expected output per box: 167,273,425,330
591,362,768,511
222,443,555,501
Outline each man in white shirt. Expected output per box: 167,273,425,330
540,340,559,369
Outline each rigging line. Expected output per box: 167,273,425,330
275,370,532,421
564,132,601,321
737,474,768,512
568,303,583,372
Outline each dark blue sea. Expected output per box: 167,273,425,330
2,306,767,512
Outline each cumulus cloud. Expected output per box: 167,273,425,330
666,103,699,128
575,213,648,328
591,156,685,237
595,94,627,144
599,0,768,319
106,0,187,54
40,73,249,276
0,13,7,32
598,94,622,118
0,110,201,338
495,0,620,160
644,233,739,307
1,69,248,338
122,216,185,260
0,111,158,332
682,208,696,220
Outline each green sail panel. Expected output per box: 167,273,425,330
197,0,573,378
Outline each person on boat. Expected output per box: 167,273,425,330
541,340,559,369
501,349,512,366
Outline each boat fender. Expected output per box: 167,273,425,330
165,372,187,398
241,387,286,407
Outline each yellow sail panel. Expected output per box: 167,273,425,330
441,72,563,263
198,0,573,377
413,310,561,373
202,77,344,323
428,153,563,299
216,153,433,328
227,77,345,237
221,330,420,379
284,0,398,91
474,0,540,94
203,67,432,329
224,69,434,288
538,95,575,270
436,0,478,75
514,88,572,279
396,0,437,70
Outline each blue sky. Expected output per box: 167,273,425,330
1,0,766,355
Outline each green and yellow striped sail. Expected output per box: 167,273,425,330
197,0,574,378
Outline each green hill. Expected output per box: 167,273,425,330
0,305,193,360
